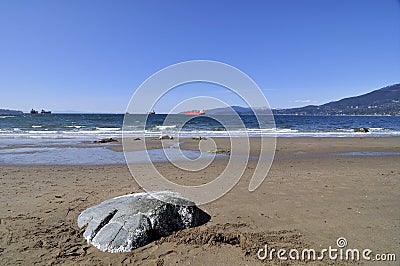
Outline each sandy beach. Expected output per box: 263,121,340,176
0,137,399,265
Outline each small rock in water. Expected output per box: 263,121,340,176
208,148,230,155
94,138,118,143
77,191,210,253
353,127,369,133
192,136,207,140
159,135,174,140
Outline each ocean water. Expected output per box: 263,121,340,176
0,114,399,165
0,113,399,139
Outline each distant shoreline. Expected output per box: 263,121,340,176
3,112,399,116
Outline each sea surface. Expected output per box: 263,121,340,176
1,113,399,139
0,114,399,165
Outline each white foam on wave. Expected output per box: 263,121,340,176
27,130,58,134
1,127,400,139
95,127,121,131
66,125,85,128
31,125,42,128
155,125,177,130
246,128,299,133
335,128,353,132
0,116,15,118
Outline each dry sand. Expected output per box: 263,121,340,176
0,137,399,265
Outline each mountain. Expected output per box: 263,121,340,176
0,109,23,115
205,106,257,115
273,84,400,115
205,84,400,116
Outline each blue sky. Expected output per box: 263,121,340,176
0,0,399,113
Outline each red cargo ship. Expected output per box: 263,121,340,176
184,110,205,115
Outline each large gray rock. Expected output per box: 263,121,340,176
77,191,210,253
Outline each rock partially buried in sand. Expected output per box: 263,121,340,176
77,191,210,253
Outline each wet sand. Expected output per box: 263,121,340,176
0,137,399,265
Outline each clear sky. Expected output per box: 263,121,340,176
0,0,399,113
